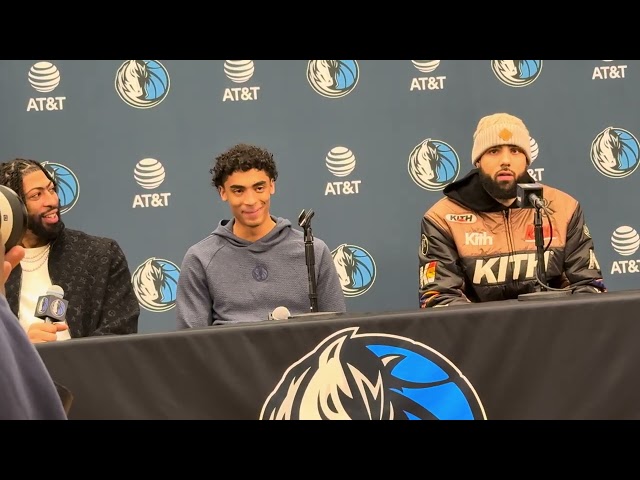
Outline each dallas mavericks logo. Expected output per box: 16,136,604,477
41,161,79,214
260,327,486,420
50,299,66,318
408,138,460,191
115,60,170,109
590,127,640,179
307,60,359,98
331,244,376,297
131,257,180,312
491,60,543,87
36,296,49,315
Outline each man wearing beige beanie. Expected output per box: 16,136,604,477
419,112,606,308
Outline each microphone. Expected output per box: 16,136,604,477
516,183,545,209
268,305,339,321
268,306,291,321
34,285,69,324
298,209,315,229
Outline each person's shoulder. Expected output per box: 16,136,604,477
541,184,579,205
185,233,223,255
424,196,460,219
64,228,118,248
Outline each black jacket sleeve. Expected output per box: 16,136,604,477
563,203,607,294
93,240,140,335
419,215,472,307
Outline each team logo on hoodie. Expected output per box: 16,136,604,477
252,264,268,282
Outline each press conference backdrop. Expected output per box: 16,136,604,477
0,60,637,334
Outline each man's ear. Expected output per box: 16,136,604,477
218,186,227,201
270,179,275,194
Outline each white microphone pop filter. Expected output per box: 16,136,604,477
46,284,65,298
270,306,291,320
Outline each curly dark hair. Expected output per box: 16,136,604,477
210,144,278,189
0,158,57,201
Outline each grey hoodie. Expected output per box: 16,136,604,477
176,216,346,327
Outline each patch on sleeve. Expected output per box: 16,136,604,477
420,234,429,256
420,261,437,289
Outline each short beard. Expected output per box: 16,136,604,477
27,212,63,243
479,169,529,201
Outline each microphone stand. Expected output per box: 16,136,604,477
299,210,319,313
533,205,547,288
518,203,571,301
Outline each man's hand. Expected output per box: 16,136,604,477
1,240,25,296
27,322,70,343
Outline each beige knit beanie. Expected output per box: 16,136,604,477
471,113,532,166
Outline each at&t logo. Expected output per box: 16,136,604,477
132,158,172,208
409,60,446,92
610,226,640,275
592,60,628,80
27,61,66,112
324,146,361,196
222,60,260,101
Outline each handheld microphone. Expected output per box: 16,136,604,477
268,306,291,321
516,183,545,209
34,285,69,324
0,185,28,251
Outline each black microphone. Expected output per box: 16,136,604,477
516,183,545,209
268,306,291,320
34,285,69,324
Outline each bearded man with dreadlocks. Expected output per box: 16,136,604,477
0,158,139,343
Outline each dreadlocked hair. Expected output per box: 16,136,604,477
0,158,57,201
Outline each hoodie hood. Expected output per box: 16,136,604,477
212,215,292,253
443,168,536,212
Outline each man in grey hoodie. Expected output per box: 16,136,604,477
176,143,346,327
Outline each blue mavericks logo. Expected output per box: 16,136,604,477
307,60,359,98
260,327,486,420
131,257,180,312
42,161,80,214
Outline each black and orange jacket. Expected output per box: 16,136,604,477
419,170,606,307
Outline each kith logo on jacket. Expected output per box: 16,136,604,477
472,251,551,284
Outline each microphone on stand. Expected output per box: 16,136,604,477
268,306,291,320
268,305,338,321
516,183,545,210
298,209,319,313
34,285,69,324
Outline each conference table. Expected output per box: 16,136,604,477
37,289,640,420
